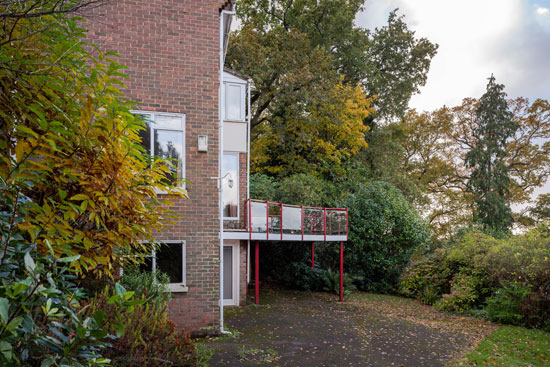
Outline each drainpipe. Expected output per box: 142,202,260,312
246,78,251,284
219,7,235,335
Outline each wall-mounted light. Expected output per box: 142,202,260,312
198,135,208,152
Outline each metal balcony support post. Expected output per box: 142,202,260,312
339,241,344,302
255,240,259,305
311,242,315,268
301,206,304,241
265,200,269,240
323,208,327,242
280,203,283,240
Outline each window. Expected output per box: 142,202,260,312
139,241,187,293
223,153,239,219
225,83,245,121
134,112,185,187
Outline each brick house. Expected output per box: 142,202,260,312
86,0,348,335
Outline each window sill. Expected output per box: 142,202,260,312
168,284,189,293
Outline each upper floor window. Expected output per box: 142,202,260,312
225,83,245,121
135,112,185,187
223,153,239,219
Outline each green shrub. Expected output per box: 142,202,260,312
323,268,356,298
0,183,131,366
486,281,530,325
435,270,490,313
250,174,279,202
342,181,431,293
399,250,451,304
87,289,196,367
404,229,550,328
120,265,171,308
290,263,327,292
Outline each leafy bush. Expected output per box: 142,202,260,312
250,174,279,201
398,251,451,304
486,281,530,325
119,265,171,308
0,182,121,366
341,181,431,293
290,263,327,292
323,268,356,298
0,0,184,279
87,288,196,367
435,270,490,313
400,229,550,327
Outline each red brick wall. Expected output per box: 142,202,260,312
85,0,226,333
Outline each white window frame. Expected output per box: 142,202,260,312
224,82,246,122
121,241,188,293
223,151,240,220
151,240,187,293
132,110,186,189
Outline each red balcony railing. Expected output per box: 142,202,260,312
246,199,348,241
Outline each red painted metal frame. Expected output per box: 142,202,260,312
301,206,304,241
255,240,259,305
339,241,344,301
245,199,348,240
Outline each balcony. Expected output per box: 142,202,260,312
223,199,348,242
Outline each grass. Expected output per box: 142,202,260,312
453,326,550,367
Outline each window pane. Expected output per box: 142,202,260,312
138,256,153,273
225,84,242,121
155,114,183,130
156,243,183,284
223,246,233,299
154,130,183,185
223,154,239,218
137,115,152,156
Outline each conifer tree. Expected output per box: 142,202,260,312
465,75,518,235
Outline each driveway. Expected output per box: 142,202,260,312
204,289,497,366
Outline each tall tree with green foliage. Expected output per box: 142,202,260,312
465,75,518,235
228,0,437,177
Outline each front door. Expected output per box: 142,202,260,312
223,240,239,305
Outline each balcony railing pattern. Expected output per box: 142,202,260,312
246,199,348,241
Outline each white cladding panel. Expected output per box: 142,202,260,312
223,122,248,152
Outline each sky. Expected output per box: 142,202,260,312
356,0,550,203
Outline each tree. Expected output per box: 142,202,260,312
0,0,184,278
341,181,431,293
364,10,438,122
251,82,374,176
394,95,550,238
464,76,518,235
228,1,437,177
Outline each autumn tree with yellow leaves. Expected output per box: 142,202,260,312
0,0,184,278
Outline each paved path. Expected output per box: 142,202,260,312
205,289,488,367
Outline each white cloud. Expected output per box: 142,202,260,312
356,0,550,200
357,0,527,111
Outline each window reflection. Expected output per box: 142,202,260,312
154,130,183,185
223,154,239,218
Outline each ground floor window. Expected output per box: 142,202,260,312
139,241,187,292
